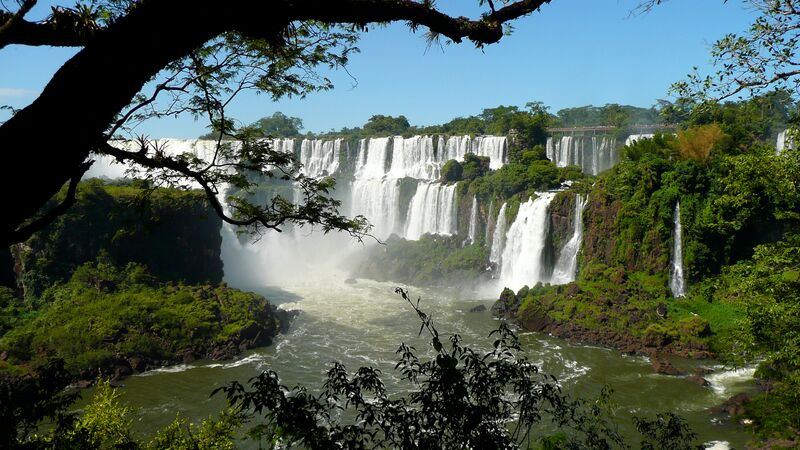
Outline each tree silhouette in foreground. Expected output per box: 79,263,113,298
0,0,552,246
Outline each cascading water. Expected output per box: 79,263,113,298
387,136,438,180
441,135,507,169
669,201,687,298
550,194,586,284
404,183,458,240
776,129,796,155
467,196,478,244
545,136,619,175
498,192,557,291
624,134,654,147
484,200,494,245
489,203,508,266
299,138,343,178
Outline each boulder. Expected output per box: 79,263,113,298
469,304,487,313
651,358,686,376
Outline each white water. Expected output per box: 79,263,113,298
350,178,402,239
404,183,458,240
706,366,757,397
387,135,438,180
545,135,619,175
489,203,508,266
441,135,507,169
550,194,586,284
669,201,687,298
624,134,655,147
776,129,796,155
355,137,391,179
498,193,557,291
467,196,478,244
299,138,343,178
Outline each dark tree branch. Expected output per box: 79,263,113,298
3,160,91,246
0,0,549,245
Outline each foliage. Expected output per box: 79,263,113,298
0,260,282,378
354,234,491,288
0,359,80,450
363,114,411,136
15,179,224,299
675,124,726,165
440,159,463,183
669,0,800,101
5,375,242,449
144,408,242,450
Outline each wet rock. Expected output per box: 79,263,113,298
687,375,711,387
710,392,751,416
692,367,713,377
469,304,487,313
652,358,686,376
76,380,93,389
656,302,668,319
112,364,132,380
128,357,147,373
344,278,357,284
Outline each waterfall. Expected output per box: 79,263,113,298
549,194,586,284
467,196,478,244
545,136,619,175
472,136,508,170
355,137,391,178
498,192,557,291
625,134,654,147
404,183,458,240
489,203,508,266
669,201,687,298
299,138,343,178
776,129,796,155
441,135,507,169
484,200,495,245
350,178,401,239
387,136,438,179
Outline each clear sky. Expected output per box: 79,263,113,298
0,0,757,138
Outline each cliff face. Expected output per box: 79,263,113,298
14,180,223,299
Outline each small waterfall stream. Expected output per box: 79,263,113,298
489,203,508,267
669,201,687,298
467,196,478,244
550,194,586,284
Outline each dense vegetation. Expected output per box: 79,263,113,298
13,179,223,299
0,260,285,379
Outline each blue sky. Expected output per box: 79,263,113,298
0,1,757,137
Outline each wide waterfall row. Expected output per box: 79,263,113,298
299,138,344,178
354,135,508,180
545,136,619,175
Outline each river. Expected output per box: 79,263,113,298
84,275,755,448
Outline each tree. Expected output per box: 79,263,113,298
0,0,550,247
362,114,411,135
201,112,304,139
655,0,800,102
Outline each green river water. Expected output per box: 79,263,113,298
78,275,755,448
